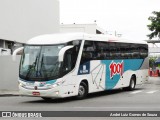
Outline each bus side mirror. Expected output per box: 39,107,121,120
58,46,74,62
12,47,24,61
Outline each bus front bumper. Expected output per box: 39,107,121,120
19,86,63,98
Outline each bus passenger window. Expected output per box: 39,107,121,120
80,41,95,64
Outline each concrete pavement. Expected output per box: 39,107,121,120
0,77,160,119
0,89,19,96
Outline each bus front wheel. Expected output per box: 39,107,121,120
76,81,88,99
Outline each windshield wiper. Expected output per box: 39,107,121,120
49,61,60,76
39,55,48,80
25,55,38,79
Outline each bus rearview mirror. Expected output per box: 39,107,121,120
58,46,74,62
12,47,24,61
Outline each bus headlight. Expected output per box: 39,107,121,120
19,82,25,87
52,84,58,88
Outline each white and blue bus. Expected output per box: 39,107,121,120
14,33,149,100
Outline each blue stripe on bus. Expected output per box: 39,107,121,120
101,59,144,89
45,80,57,84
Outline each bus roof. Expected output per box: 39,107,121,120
26,33,147,45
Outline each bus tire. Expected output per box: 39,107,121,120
128,76,136,91
76,81,88,99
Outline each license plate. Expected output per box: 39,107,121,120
32,92,40,96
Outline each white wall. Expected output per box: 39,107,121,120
0,0,59,43
60,24,97,34
0,0,60,91
0,56,20,90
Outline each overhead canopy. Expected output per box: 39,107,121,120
155,57,160,64
146,40,160,43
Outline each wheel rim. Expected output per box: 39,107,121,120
131,79,135,88
78,85,85,96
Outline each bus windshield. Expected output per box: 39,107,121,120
19,45,65,81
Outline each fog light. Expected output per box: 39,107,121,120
55,91,59,95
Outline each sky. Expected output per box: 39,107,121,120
60,0,160,41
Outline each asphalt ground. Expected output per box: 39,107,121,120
0,77,160,120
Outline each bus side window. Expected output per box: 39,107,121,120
95,41,110,60
139,44,148,58
62,49,72,73
80,41,95,64
131,44,140,59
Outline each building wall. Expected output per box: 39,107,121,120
0,56,20,90
0,40,3,48
0,0,59,43
60,24,97,34
0,0,59,91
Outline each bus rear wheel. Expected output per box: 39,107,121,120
123,76,136,91
76,81,88,99
128,76,136,91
